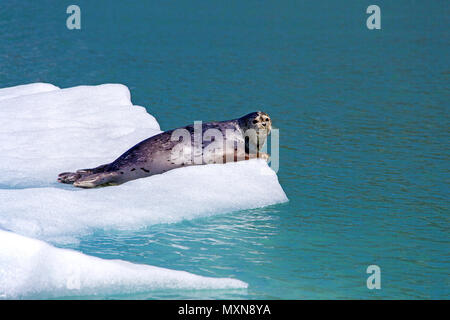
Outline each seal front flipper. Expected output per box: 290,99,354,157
73,172,120,188
245,152,269,161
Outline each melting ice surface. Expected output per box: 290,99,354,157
0,83,288,298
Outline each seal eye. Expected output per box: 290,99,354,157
252,120,258,124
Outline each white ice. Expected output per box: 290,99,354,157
0,230,247,299
0,83,287,243
0,83,59,101
0,83,160,189
0,82,288,298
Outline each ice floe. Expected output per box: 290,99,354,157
0,82,287,298
0,230,247,299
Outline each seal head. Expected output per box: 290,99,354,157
238,111,272,151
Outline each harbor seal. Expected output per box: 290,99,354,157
58,111,272,188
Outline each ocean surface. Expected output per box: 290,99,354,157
0,0,448,299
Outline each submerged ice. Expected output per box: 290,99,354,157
0,83,288,298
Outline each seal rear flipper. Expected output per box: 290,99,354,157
73,172,120,188
57,172,82,184
76,163,110,174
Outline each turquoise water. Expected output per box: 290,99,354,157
1,0,449,299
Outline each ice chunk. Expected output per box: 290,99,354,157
0,159,287,244
0,83,288,244
0,230,247,299
0,83,287,298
